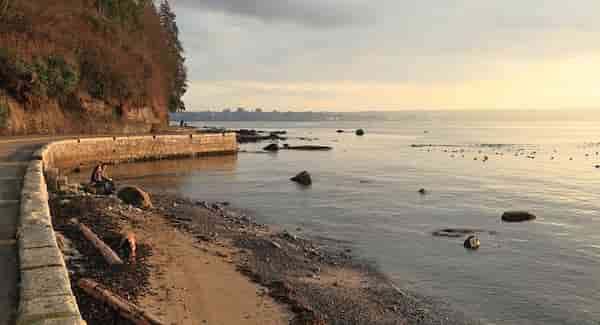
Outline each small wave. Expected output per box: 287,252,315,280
536,221,581,229
510,238,529,243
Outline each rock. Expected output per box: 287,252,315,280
418,188,427,195
284,145,332,151
291,171,312,186
355,129,365,136
433,228,498,238
263,143,279,151
117,186,153,209
336,129,344,133
501,211,536,222
464,235,480,250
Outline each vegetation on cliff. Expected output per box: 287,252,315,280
0,0,187,134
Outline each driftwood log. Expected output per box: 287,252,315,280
78,278,164,325
71,219,123,265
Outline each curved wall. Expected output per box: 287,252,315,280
17,133,237,324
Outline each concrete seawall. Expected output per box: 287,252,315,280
17,133,237,324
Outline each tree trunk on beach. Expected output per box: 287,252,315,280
72,219,124,265
78,278,165,325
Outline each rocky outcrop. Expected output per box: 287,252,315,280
263,143,280,152
118,186,153,209
502,211,536,222
284,145,332,151
291,171,312,186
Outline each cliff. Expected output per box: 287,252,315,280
0,0,186,135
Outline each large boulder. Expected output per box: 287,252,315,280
118,186,153,209
263,143,280,151
501,211,536,222
291,171,312,186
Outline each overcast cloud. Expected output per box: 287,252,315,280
174,0,373,28
171,0,600,110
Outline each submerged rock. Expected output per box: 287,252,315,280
284,145,332,151
263,143,280,151
464,235,481,250
355,129,365,136
501,211,536,222
433,228,498,238
291,171,312,186
118,186,153,209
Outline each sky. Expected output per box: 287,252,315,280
171,0,600,111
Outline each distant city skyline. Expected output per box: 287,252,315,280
173,1,600,111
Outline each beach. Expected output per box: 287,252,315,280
49,180,479,325
62,114,600,325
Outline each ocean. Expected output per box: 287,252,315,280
102,111,600,324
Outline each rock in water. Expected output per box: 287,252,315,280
118,186,153,209
285,145,332,151
263,143,280,151
291,171,312,186
501,211,536,222
355,129,365,136
464,235,481,250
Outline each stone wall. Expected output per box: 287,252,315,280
17,133,237,324
42,133,238,168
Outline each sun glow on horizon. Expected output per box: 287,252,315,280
184,53,600,111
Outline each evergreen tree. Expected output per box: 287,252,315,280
159,0,187,112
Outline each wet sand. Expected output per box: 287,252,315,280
49,183,479,325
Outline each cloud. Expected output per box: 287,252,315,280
172,0,600,110
173,0,373,28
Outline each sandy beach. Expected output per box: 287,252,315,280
49,180,478,325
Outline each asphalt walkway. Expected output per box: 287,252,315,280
0,137,62,324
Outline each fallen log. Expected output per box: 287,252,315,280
71,219,123,265
78,278,164,325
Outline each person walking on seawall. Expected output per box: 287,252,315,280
90,163,115,194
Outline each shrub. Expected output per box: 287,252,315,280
0,94,8,129
33,55,79,98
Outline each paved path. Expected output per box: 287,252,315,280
0,137,71,325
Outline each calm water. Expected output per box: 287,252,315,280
105,113,600,324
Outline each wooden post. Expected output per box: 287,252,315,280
78,278,164,325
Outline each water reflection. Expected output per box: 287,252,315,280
67,155,237,189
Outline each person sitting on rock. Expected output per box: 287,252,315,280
90,163,115,194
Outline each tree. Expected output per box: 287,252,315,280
159,0,187,112
0,0,11,20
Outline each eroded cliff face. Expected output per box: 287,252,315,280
1,91,167,135
0,0,179,135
